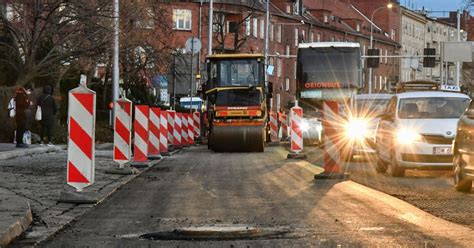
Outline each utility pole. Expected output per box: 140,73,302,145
456,10,461,86
208,0,213,55
264,0,270,88
112,0,120,102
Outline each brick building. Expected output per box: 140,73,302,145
161,0,401,111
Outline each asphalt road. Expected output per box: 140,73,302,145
42,146,473,247
307,151,474,229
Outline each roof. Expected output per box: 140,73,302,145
353,93,393,100
396,91,470,99
206,54,264,59
298,42,360,49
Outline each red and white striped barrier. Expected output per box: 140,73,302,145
269,111,278,142
167,110,175,148
67,84,96,192
159,110,169,155
187,113,195,145
279,112,289,139
323,101,341,173
113,98,132,167
148,107,161,158
174,112,183,148
181,113,189,146
290,104,303,153
133,105,149,162
193,111,201,139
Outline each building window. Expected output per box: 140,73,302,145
260,19,265,39
245,17,251,36
270,23,274,41
276,25,282,43
277,59,282,77
324,15,328,23
356,23,360,32
391,29,396,40
379,76,383,90
295,28,299,46
286,45,290,57
317,33,321,42
252,18,258,37
385,49,388,64
310,32,314,42
285,78,290,91
301,30,305,42
277,93,281,111
286,5,291,14
173,9,192,30
294,61,297,79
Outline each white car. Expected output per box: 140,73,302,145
375,91,471,177
343,93,392,159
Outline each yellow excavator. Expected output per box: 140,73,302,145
203,54,268,152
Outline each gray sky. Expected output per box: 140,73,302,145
402,0,464,15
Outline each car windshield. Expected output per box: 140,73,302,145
210,59,262,87
353,99,390,117
398,97,470,119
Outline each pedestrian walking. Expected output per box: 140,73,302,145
14,85,32,148
36,85,57,146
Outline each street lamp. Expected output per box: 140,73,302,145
368,3,392,94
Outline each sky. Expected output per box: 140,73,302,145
401,0,464,15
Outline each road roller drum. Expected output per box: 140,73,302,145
210,124,265,152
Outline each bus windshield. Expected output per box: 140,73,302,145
298,46,361,90
210,59,263,88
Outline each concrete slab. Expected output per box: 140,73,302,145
287,152,307,159
0,188,32,247
105,167,138,175
58,190,98,204
148,155,162,160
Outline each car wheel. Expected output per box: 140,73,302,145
454,154,472,192
389,152,405,177
376,156,388,173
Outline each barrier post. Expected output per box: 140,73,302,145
181,113,189,147
148,107,161,160
187,113,195,146
131,105,150,168
314,101,349,180
193,111,201,142
269,111,279,143
279,112,289,140
160,110,170,156
59,78,97,204
167,110,175,150
287,101,307,159
106,97,135,175
174,112,183,149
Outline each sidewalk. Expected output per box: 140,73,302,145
0,142,182,247
0,143,64,160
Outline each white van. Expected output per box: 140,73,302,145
375,91,470,177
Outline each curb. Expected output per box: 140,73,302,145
0,199,33,248
0,145,65,160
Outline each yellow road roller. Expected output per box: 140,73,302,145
203,54,268,152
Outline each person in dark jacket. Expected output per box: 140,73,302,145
14,86,31,148
37,85,58,145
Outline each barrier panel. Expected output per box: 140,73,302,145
174,112,183,148
160,110,169,155
113,98,132,167
181,113,189,147
269,111,278,142
193,111,201,139
133,105,149,163
187,113,195,145
148,107,161,159
167,110,175,148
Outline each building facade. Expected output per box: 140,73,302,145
162,0,401,111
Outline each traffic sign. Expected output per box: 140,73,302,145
185,37,201,54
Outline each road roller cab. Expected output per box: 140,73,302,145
203,54,267,152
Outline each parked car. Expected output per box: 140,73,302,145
452,100,474,192
375,91,471,177
342,93,392,160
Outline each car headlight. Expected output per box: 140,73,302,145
300,120,310,132
345,119,369,140
396,129,421,145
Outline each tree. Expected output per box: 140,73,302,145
0,0,113,86
212,2,261,53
